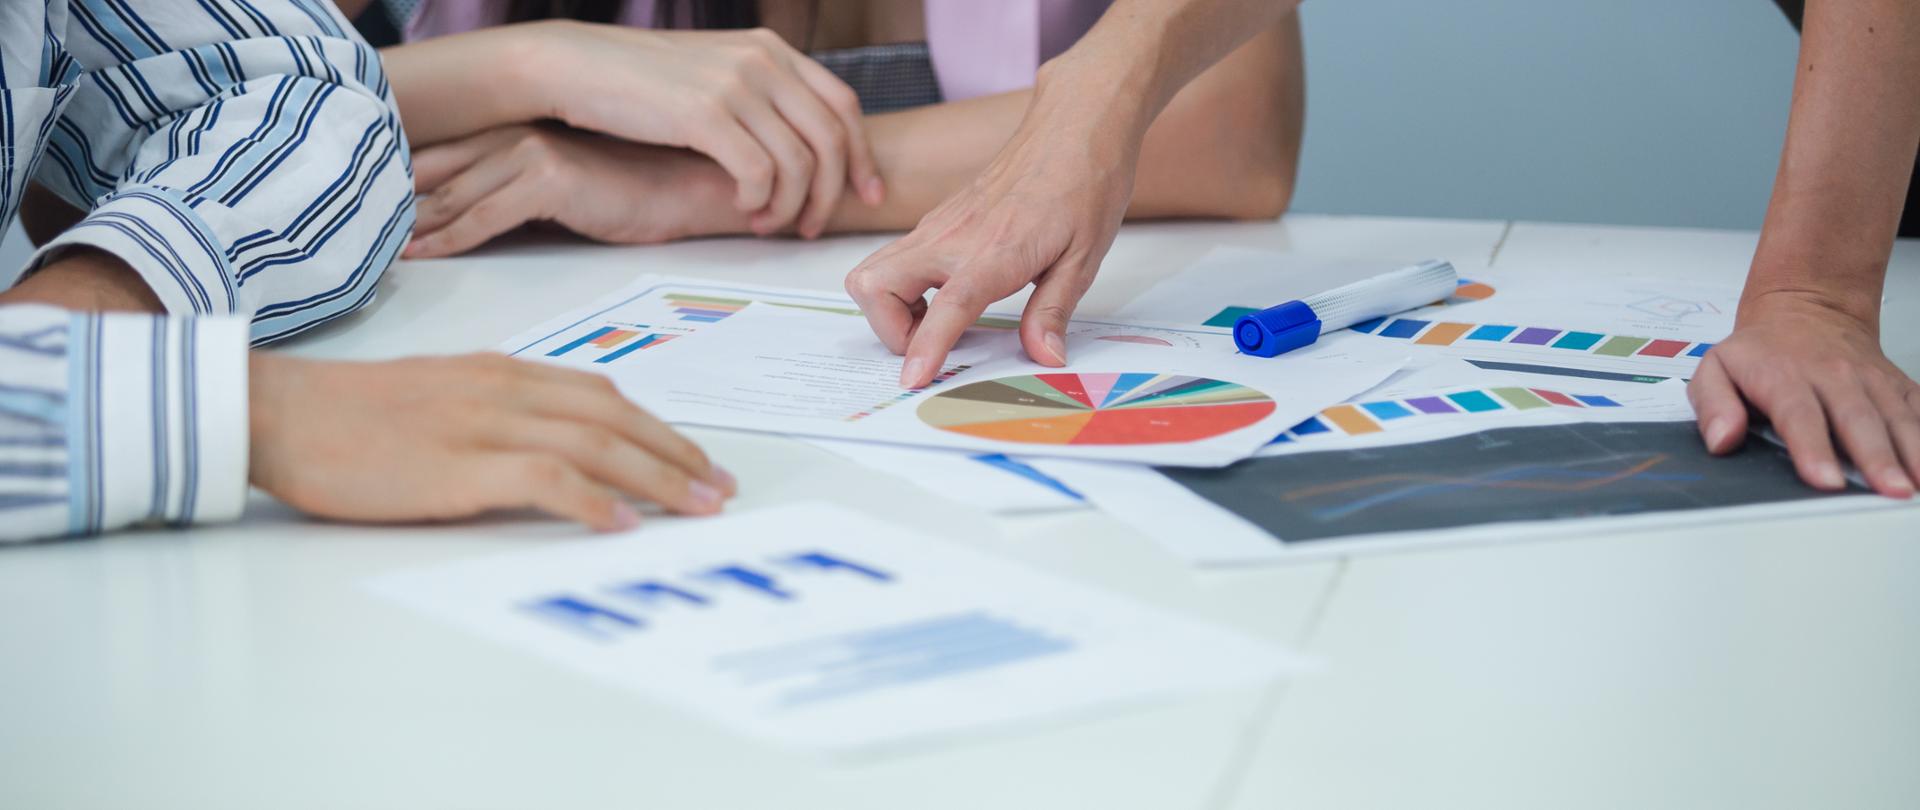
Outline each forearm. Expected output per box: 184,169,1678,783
380,23,555,147
1035,0,1302,150
1745,0,1920,325
0,250,164,312
830,18,1305,232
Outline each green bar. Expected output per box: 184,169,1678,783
1204,306,1260,328
666,293,754,306
1594,335,1651,357
974,316,1021,330
770,302,864,318
1491,386,1551,410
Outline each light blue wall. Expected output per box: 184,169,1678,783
1287,0,1803,229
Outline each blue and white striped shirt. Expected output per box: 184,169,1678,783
2,0,414,542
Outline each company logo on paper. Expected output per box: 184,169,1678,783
521,550,893,640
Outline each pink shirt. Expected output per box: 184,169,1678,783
403,0,1110,101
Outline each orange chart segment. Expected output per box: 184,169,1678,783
919,374,1276,446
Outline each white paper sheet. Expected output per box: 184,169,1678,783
807,439,1086,514
603,304,1402,467
1119,247,1736,385
367,503,1302,751
1258,361,1698,457
496,273,1240,367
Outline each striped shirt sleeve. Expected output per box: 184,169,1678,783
26,1,414,344
0,305,248,543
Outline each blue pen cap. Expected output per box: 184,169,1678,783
1233,300,1323,357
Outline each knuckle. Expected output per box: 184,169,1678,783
509,129,556,161
520,456,571,489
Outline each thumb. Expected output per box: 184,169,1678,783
1019,263,1095,368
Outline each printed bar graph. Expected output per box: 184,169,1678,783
595,333,677,363
1276,385,1627,441
548,326,638,357
1360,315,1719,363
547,325,678,363
666,293,752,323
1320,404,1383,435
1416,322,1475,346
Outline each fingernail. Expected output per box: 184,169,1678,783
1043,332,1067,365
688,479,724,513
1883,468,1914,498
1814,461,1846,490
901,357,930,388
709,465,738,495
402,238,421,258
863,177,885,204
1704,417,1734,449
611,502,642,531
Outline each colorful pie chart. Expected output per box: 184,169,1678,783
918,373,1276,446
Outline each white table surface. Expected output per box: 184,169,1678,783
1,215,1913,809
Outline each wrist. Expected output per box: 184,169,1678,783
247,352,291,489
1739,253,1884,330
7,248,163,312
1736,285,1881,336
497,21,574,124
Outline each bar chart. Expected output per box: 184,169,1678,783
1275,385,1626,442
545,325,679,364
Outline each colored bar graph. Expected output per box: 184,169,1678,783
1511,327,1560,345
1551,331,1604,351
1378,319,1429,339
1447,390,1503,412
1637,339,1688,357
1594,335,1650,357
595,333,678,363
1530,388,1582,407
548,326,617,357
1279,383,1637,440
1416,322,1475,346
1320,404,1383,435
1491,387,1550,410
1355,315,1718,365
1362,401,1415,420
1204,306,1259,328
1292,417,1331,435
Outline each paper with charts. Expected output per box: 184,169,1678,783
1124,247,1735,386
500,273,1244,366
506,288,1401,466
367,503,1302,752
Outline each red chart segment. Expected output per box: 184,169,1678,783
918,373,1275,446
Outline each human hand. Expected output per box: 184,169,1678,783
405,125,744,258
844,81,1145,388
1688,290,1920,498
248,352,736,530
527,21,883,236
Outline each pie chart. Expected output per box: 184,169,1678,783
918,373,1276,446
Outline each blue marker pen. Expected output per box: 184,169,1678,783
1233,260,1459,357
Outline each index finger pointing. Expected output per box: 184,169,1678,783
846,248,926,355
900,288,986,388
